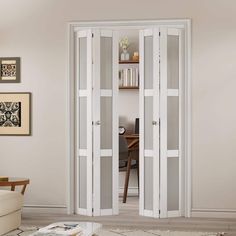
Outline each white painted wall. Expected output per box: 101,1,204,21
119,90,139,132
0,0,236,216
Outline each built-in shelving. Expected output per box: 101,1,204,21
119,60,139,64
119,86,139,90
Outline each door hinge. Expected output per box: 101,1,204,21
159,210,161,214
92,33,94,38
159,31,161,36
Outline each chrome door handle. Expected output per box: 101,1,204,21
95,121,101,125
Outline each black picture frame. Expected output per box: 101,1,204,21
0,57,21,83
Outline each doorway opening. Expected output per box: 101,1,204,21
67,20,192,219
118,29,140,216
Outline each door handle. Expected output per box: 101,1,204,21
152,121,158,126
95,121,101,125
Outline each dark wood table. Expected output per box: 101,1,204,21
0,177,30,195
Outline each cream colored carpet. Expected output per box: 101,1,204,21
5,226,223,236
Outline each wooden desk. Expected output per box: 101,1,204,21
0,177,30,195
124,134,139,151
124,134,139,139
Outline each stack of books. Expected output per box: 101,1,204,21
0,176,9,181
34,223,84,236
119,68,139,87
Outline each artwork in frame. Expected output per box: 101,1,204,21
0,57,20,83
0,93,31,135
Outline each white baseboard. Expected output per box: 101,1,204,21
191,208,236,218
23,205,67,214
119,187,139,196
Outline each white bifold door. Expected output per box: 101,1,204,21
76,26,184,218
160,27,184,218
139,28,160,218
139,27,184,218
75,29,118,216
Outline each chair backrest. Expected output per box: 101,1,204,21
135,118,139,134
119,135,128,160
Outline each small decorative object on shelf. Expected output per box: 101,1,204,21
121,49,130,61
119,126,126,135
119,37,130,61
132,52,139,61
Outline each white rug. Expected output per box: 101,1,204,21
5,226,223,236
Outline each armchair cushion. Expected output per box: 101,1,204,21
0,190,23,235
0,190,23,217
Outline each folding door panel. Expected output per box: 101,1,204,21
75,30,93,216
93,30,119,216
160,28,184,218
139,29,160,218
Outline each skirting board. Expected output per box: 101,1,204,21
192,209,236,218
23,205,67,214
119,187,139,196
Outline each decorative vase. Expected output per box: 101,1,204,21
121,49,130,61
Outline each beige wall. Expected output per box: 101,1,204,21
0,0,236,215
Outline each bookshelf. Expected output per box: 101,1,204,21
119,60,139,89
119,86,139,89
119,60,139,64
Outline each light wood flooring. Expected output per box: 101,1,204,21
22,197,236,235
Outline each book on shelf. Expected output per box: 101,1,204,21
0,176,9,181
119,68,139,88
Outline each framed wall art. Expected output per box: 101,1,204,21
0,57,20,83
0,93,31,135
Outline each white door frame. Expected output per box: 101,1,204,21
67,19,192,217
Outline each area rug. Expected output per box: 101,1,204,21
5,226,223,236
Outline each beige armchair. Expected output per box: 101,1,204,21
0,190,23,235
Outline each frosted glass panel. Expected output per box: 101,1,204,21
167,97,179,150
167,157,179,211
101,157,112,209
101,37,112,89
144,156,153,210
144,36,153,89
78,97,87,149
144,97,153,150
79,38,87,90
79,156,87,208
101,97,112,149
167,35,179,89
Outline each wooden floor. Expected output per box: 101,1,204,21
22,197,236,235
